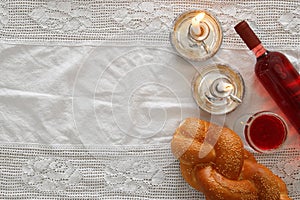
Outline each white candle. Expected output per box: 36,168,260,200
191,13,205,36
217,81,234,93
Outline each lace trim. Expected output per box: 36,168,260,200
278,6,300,35
0,0,298,49
0,143,299,199
104,158,165,194
28,1,93,33
22,157,83,192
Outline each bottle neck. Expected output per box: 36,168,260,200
251,43,267,58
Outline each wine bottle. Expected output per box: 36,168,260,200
234,20,300,134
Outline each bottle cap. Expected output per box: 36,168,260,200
234,21,261,50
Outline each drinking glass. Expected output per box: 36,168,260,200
234,111,288,153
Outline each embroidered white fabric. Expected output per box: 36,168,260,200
0,143,299,199
1,45,299,145
0,0,298,49
0,0,300,199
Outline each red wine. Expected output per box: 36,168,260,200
245,112,287,152
235,21,300,134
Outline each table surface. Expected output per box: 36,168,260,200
0,0,299,199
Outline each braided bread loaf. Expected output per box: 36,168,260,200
171,118,291,200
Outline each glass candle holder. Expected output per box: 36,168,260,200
192,64,245,115
234,111,288,153
170,10,223,61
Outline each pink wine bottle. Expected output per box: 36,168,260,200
235,20,300,134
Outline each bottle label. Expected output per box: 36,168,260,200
252,44,266,58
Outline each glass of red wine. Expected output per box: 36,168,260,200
234,111,288,153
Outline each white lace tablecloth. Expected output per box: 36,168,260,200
0,0,299,199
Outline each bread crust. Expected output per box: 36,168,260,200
171,118,291,200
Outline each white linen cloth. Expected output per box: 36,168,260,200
0,0,299,199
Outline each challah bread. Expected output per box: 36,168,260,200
171,117,291,200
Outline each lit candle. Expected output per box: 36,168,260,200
191,13,205,36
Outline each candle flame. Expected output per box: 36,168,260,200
194,12,205,23
191,13,206,36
